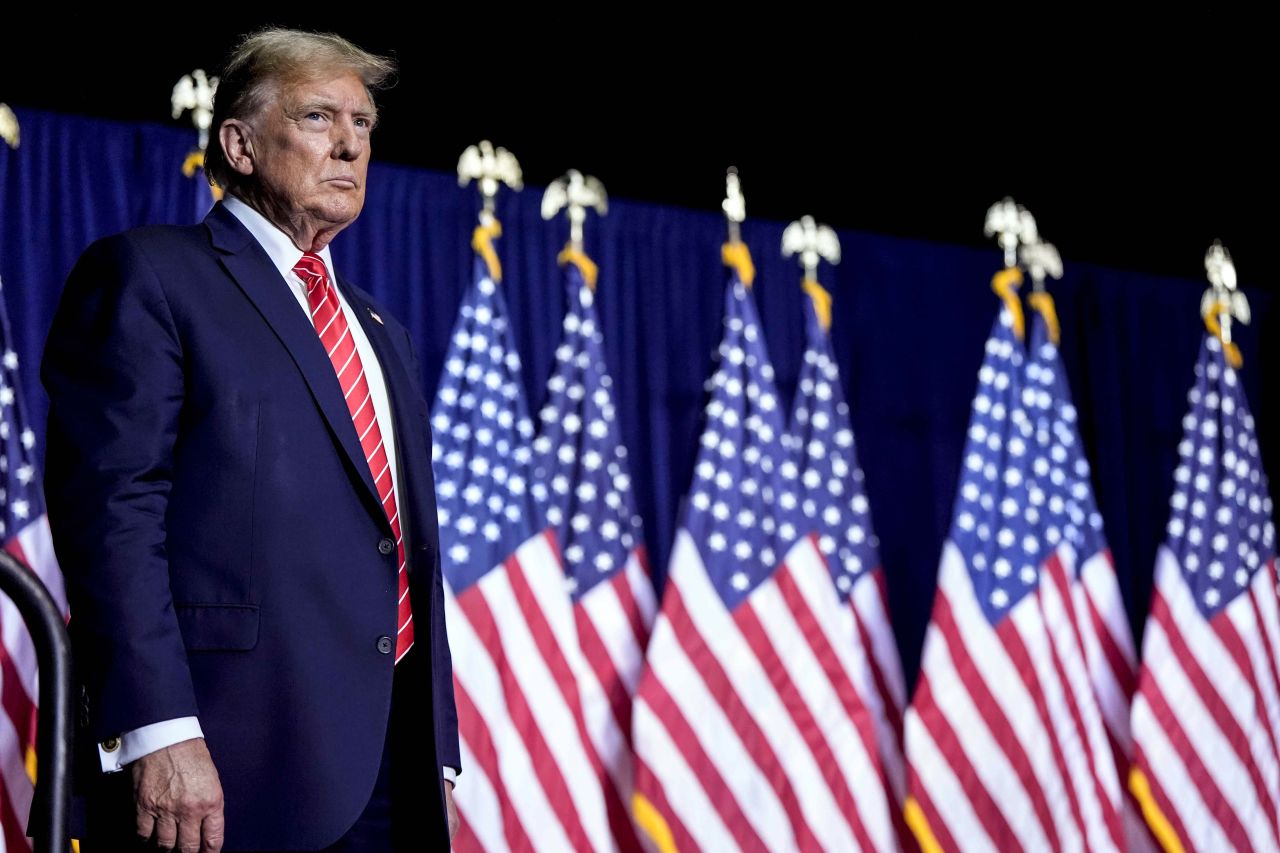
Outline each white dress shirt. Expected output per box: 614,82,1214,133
101,197,454,785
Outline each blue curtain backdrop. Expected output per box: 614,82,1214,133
2,107,1276,685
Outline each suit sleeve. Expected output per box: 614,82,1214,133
431,535,461,773
42,234,199,741
406,330,461,773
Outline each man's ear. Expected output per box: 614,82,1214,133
219,120,256,177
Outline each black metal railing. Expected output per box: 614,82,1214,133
0,550,71,853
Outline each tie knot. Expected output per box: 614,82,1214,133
293,252,328,287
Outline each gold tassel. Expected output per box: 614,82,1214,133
991,267,1025,341
1026,291,1060,345
802,279,832,332
182,150,224,200
1203,301,1243,368
633,793,679,853
471,220,504,282
557,247,599,290
1129,768,1188,853
721,242,756,289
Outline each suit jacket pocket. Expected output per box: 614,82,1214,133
175,604,260,651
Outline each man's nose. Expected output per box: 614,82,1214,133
332,121,364,160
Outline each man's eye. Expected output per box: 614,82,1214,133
306,112,326,121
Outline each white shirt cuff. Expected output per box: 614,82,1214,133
97,717,457,785
98,716,204,773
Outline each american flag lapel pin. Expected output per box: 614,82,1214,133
368,307,384,325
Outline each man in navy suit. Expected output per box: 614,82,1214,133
42,29,459,852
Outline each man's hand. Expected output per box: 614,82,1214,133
132,737,225,853
445,779,459,840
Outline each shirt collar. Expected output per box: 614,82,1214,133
222,195,336,283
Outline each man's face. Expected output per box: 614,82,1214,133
248,71,374,234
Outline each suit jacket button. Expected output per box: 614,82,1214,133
378,537,395,555
376,636,393,655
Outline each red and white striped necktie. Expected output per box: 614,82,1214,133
293,252,413,662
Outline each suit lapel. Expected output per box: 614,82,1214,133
336,283,412,425
336,277,430,567
205,205,385,522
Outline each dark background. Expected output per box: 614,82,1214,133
1,16,1272,287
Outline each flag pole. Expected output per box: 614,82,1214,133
720,168,756,289
542,169,607,257
171,69,217,153
172,69,223,199
457,139,523,228
782,214,841,332
1020,236,1063,294
723,166,745,246
458,140,522,282
985,196,1035,271
1021,230,1064,345
984,197,1044,340
1201,240,1249,368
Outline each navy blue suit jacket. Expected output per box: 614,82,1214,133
41,203,460,849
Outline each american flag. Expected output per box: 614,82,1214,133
0,275,65,853
531,253,654,848
631,256,897,852
1130,331,1280,852
432,248,614,852
1026,307,1149,849
904,301,1124,853
785,282,908,817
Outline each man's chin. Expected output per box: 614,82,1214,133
312,203,363,230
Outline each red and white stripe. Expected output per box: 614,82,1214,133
447,531,617,852
1,517,66,853
1079,551,1138,763
1076,549,1153,850
845,565,908,809
1131,546,1280,853
904,541,1124,852
0,703,32,853
574,548,656,848
633,531,897,852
